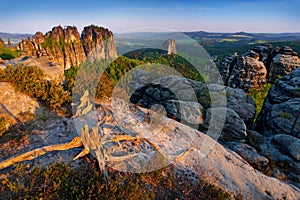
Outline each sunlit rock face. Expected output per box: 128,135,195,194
17,25,117,69
268,46,300,83
81,25,117,60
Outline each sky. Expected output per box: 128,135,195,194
0,0,299,34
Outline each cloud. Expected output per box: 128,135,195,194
197,6,205,10
118,7,167,11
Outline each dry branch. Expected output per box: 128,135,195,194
0,136,83,170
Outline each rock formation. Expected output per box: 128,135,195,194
0,82,39,125
251,69,300,185
255,68,300,137
7,38,12,48
1,94,299,199
128,70,300,187
17,25,117,69
81,25,117,60
162,39,177,55
0,38,5,47
128,70,255,143
226,50,267,91
220,45,300,91
268,46,300,83
219,52,238,84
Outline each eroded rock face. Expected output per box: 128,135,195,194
219,52,238,84
255,68,300,138
18,37,35,56
162,39,177,55
220,45,300,91
0,38,5,47
253,69,300,185
227,50,267,91
268,46,300,83
17,25,117,69
81,25,117,60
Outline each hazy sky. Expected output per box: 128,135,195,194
1,0,299,34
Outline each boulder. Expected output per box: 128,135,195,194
273,134,300,161
129,70,255,142
107,100,300,199
225,87,256,127
225,142,269,169
0,82,40,125
204,107,247,142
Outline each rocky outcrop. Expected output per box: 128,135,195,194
108,99,300,199
81,25,117,60
162,39,177,55
255,68,300,137
127,70,300,187
18,26,85,69
219,52,238,84
220,45,300,91
251,69,300,185
268,46,300,83
128,70,255,143
0,38,5,47
17,25,117,69
0,82,40,125
226,50,267,91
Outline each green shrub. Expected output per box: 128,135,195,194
0,116,9,136
1,65,70,109
249,83,272,120
63,66,80,93
278,112,292,119
0,46,21,60
41,36,66,50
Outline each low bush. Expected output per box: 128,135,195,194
0,160,232,200
0,116,9,136
1,65,70,109
0,46,21,60
249,83,272,120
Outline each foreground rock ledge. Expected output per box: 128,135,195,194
1,99,299,199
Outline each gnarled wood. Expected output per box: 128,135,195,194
0,136,83,170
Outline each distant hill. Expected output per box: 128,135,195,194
0,32,32,45
184,31,300,42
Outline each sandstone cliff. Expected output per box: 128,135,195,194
17,25,117,69
81,25,117,60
